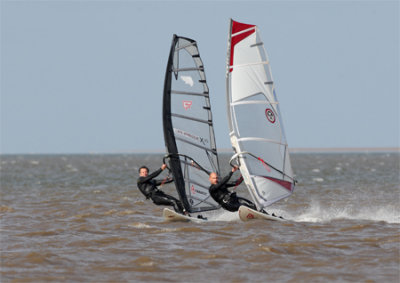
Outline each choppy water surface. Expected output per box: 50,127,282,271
1,152,399,282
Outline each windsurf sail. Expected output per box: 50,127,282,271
163,35,220,213
226,19,296,210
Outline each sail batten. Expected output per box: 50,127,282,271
229,61,270,69
232,27,256,37
171,90,209,97
163,35,220,213
172,67,204,72
175,136,218,154
175,42,196,51
232,100,278,106
250,42,264,48
236,137,288,145
171,113,212,124
226,19,295,210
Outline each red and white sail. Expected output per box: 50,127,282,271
226,19,296,209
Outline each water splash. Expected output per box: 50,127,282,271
293,199,400,224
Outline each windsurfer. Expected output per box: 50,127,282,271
208,166,257,212
137,164,185,214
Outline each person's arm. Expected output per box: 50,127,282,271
226,176,243,187
154,176,174,186
137,168,163,184
224,166,242,187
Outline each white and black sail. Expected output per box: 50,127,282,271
163,35,220,213
226,19,296,210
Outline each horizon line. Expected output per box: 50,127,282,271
1,147,399,155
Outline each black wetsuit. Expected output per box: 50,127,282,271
137,168,184,214
209,171,257,212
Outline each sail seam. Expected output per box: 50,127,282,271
232,100,278,106
171,113,212,125
237,137,287,146
230,61,269,69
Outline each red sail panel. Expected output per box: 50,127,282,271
265,177,294,192
229,20,256,72
232,20,256,34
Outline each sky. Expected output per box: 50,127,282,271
1,0,399,154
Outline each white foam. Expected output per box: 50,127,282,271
128,222,152,229
66,164,78,172
293,199,400,224
200,210,239,222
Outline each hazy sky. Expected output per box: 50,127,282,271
1,0,399,154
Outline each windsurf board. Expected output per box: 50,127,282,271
162,208,207,223
238,206,285,222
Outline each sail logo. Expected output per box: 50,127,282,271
181,75,194,87
191,185,207,196
174,128,208,145
199,137,209,145
183,101,192,110
265,108,276,124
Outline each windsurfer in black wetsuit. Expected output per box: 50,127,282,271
137,164,185,214
208,166,257,212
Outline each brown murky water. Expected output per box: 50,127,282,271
1,153,399,282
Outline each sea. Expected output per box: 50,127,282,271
1,151,399,282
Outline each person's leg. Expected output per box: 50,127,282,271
236,197,272,215
222,197,241,212
236,196,257,210
151,191,184,213
161,193,184,212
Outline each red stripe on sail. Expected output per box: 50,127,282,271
232,20,255,34
229,20,255,72
264,177,294,192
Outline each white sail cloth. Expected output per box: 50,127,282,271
226,20,295,209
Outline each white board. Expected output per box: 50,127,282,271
238,206,285,222
162,208,207,223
